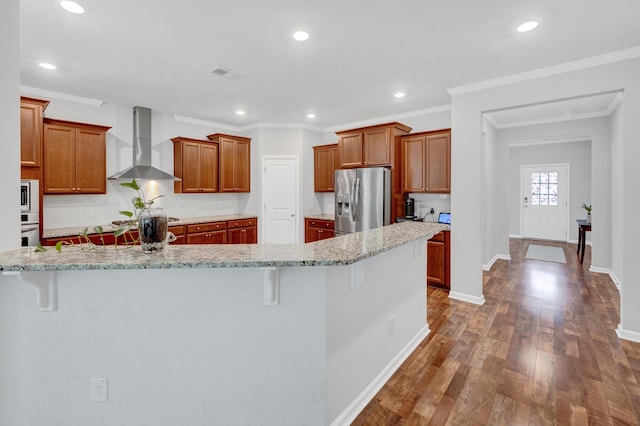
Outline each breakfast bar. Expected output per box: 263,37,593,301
0,221,446,426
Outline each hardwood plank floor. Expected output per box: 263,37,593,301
353,239,640,425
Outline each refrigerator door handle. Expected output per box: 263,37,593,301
353,177,361,223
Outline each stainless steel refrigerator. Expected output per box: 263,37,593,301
335,167,391,236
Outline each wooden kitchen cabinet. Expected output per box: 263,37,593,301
20,96,50,180
172,137,219,193
43,118,111,194
304,218,334,242
227,218,257,244
206,133,251,193
313,143,340,192
336,122,411,169
186,222,228,244
168,225,187,245
401,129,451,193
427,230,450,290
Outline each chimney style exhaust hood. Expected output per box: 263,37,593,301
108,106,180,180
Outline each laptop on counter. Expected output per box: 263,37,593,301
438,212,451,225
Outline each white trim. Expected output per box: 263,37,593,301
20,85,104,106
508,135,591,148
447,46,640,95
483,254,510,271
324,104,451,133
509,233,522,239
616,326,640,344
330,325,431,426
606,92,624,115
448,291,486,305
172,114,240,132
588,266,621,291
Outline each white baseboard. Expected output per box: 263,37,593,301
509,234,522,239
616,325,640,343
589,266,621,291
483,254,511,271
330,325,431,426
449,291,486,305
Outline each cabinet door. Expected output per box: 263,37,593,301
338,132,363,168
243,226,257,244
43,124,76,193
227,228,244,244
402,135,426,193
75,127,106,193
234,139,251,192
200,143,219,192
219,138,237,192
425,133,451,193
427,238,445,285
314,145,334,192
180,142,202,192
20,102,43,168
363,127,391,166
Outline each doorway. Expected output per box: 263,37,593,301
521,164,569,241
262,155,299,243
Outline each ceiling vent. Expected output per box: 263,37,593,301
208,65,243,80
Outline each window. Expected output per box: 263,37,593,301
531,172,558,206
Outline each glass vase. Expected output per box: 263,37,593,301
138,207,168,253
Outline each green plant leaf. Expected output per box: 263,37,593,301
93,225,104,234
34,243,47,252
120,179,140,191
79,228,89,237
119,210,134,218
55,241,63,252
114,227,127,237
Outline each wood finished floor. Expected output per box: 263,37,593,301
353,239,640,425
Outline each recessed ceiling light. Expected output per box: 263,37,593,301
394,92,406,98
516,21,539,32
235,110,245,116
39,62,57,70
60,1,85,14
306,113,316,119
292,30,310,41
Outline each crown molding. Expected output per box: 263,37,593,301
20,85,104,106
172,114,240,132
447,46,640,96
508,134,591,147
324,104,451,133
492,110,612,129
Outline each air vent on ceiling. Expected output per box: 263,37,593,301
208,66,243,80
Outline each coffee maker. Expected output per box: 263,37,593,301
405,197,415,218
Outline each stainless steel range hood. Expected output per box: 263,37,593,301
108,106,180,180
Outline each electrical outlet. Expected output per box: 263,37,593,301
388,315,395,335
91,377,108,402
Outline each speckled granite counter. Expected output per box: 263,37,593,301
42,214,258,239
2,221,447,271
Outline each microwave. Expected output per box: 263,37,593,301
20,179,39,213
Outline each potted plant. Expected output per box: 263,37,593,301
581,203,592,224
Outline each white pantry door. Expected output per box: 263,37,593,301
522,164,569,241
262,156,299,243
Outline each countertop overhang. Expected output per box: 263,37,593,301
1,222,447,272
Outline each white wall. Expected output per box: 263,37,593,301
450,57,640,338
0,0,20,251
507,140,592,242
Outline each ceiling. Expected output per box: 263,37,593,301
19,0,640,130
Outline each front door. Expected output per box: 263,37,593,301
522,164,569,241
262,156,299,243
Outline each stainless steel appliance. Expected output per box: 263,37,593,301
405,197,415,218
20,179,40,246
335,167,391,236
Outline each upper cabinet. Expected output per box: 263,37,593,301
313,143,339,192
336,122,411,169
20,96,50,180
206,133,251,193
401,129,451,193
43,118,111,194
172,137,219,193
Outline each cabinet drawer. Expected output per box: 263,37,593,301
227,218,257,229
307,219,334,229
429,231,444,242
187,222,227,233
168,225,186,236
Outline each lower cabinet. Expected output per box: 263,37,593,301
168,225,186,245
186,222,228,244
427,230,450,290
305,218,335,243
227,218,258,244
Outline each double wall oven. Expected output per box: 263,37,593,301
20,179,39,246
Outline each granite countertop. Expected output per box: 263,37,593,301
42,214,258,239
1,222,447,272
305,214,335,221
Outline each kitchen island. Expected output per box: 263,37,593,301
0,221,446,426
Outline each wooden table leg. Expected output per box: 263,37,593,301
577,227,582,255
580,229,586,264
